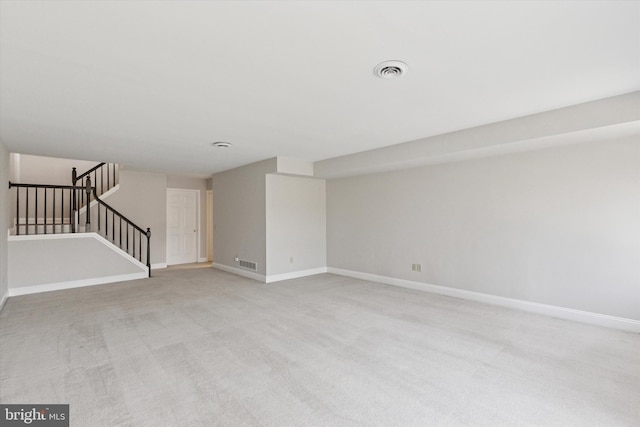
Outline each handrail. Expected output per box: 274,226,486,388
9,181,88,235
76,162,105,180
91,185,152,277
74,164,149,276
10,182,84,190
73,162,118,203
91,187,146,234
9,178,151,277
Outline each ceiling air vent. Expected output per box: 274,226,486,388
374,60,408,79
212,141,232,148
239,259,257,271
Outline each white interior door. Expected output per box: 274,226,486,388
167,189,198,265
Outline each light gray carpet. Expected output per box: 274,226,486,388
1,267,639,426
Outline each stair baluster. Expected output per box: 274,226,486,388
8,161,151,277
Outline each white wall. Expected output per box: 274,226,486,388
211,158,277,276
327,136,640,320
167,175,208,259
266,174,326,277
0,140,10,308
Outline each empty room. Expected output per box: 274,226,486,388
0,1,639,426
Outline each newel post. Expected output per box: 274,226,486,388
146,227,152,277
85,176,92,231
71,167,77,233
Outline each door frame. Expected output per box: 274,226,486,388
166,188,201,265
206,190,213,262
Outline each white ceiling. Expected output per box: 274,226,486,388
1,1,638,178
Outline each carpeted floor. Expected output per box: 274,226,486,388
1,267,639,426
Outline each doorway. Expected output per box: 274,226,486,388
207,190,213,262
166,188,199,265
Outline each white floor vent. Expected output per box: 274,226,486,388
239,259,257,271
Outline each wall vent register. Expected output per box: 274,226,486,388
239,259,257,271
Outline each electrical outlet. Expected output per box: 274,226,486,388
290,257,293,263
412,263,422,272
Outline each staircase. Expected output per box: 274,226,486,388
9,161,152,277
73,162,119,204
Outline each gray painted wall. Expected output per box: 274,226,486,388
8,234,145,288
0,140,9,306
327,136,640,320
103,169,167,265
266,174,326,276
211,158,277,276
167,175,208,259
16,154,98,185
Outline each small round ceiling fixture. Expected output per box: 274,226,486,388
374,60,408,79
212,141,232,148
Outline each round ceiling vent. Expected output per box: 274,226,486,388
374,60,408,79
212,141,231,148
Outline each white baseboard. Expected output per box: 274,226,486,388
327,267,640,333
0,294,7,313
212,264,327,283
266,267,328,283
198,257,208,263
9,233,89,241
9,271,148,297
212,263,266,282
151,263,167,269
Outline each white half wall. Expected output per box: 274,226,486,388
8,233,147,295
327,136,640,321
266,174,326,278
